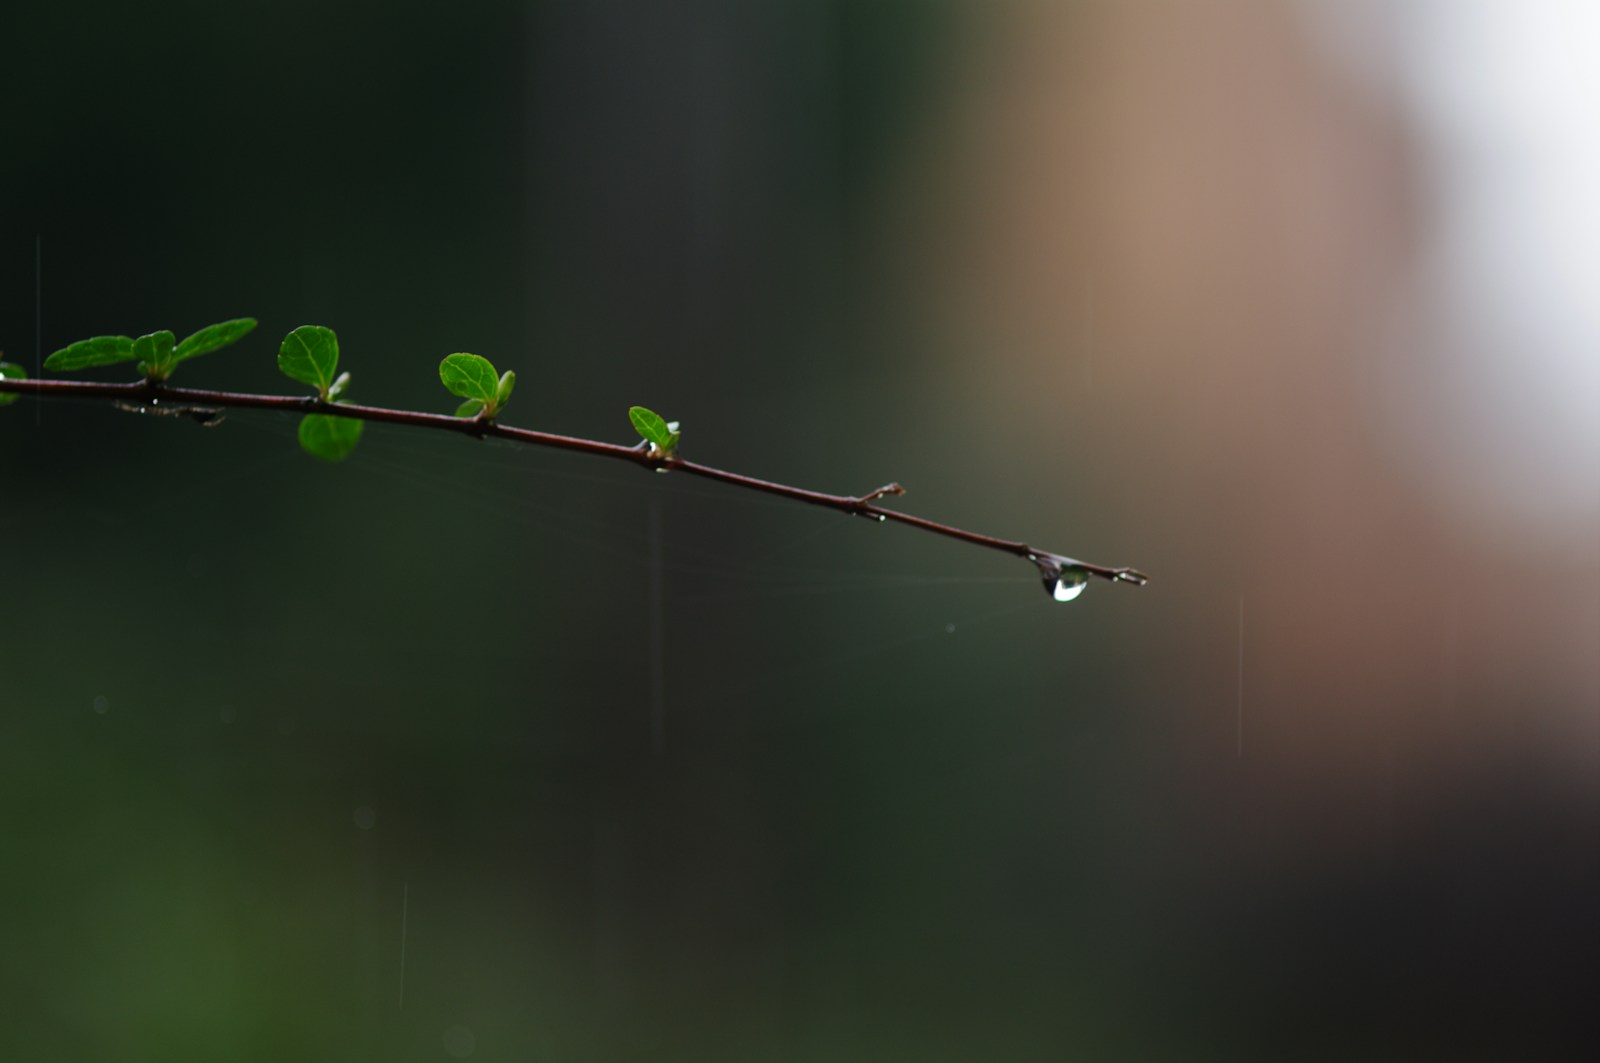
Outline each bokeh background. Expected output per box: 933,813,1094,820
2,1,1596,1059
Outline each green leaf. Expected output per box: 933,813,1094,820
44,335,135,371
328,371,352,402
175,317,257,362
629,405,679,454
297,413,364,462
133,331,178,381
278,326,340,396
455,398,485,419
439,353,499,403
0,362,26,407
495,370,516,410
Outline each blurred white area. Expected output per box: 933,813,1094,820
1311,0,1600,543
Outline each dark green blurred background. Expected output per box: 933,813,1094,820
3,2,1596,1060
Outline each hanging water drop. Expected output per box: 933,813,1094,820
1035,558,1089,602
1047,568,1089,602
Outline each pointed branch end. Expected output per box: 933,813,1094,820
1030,552,1149,589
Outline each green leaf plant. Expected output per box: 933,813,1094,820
440,353,514,421
278,325,362,461
2,317,1149,599
628,406,680,458
0,360,27,407
44,318,257,382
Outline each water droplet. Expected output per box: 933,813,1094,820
92,695,110,714
945,623,956,634
1036,559,1090,602
353,806,376,830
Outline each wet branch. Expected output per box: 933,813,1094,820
0,377,1148,588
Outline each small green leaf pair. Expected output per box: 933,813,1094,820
44,318,257,383
0,361,27,407
278,325,362,462
629,406,681,457
439,353,515,420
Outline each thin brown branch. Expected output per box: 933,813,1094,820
0,377,1149,588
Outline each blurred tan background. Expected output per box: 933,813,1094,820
897,0,1598,782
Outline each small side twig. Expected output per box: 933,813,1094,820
852,482,906,505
